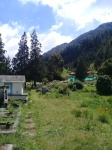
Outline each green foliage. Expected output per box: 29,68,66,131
75,81,84,90
75,57,87,81
68,82,77,91
54,82,69,95
61,68,68,79
68,82,74,89
58,83,69,95
84,121,92,131
71,109,82,117
97,66,107,75
0,34,7,74
61,23,112,69
107,98,112,105
98,114,109,124
80,98,109,109
47,53,64,81
98,58,112,76
42,78,48,85
96,75,112,95
12,32,29,79
2,82,112,149
30,30,42,86
95,38,112,69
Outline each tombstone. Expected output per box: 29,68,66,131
0,86,9,107
42,86,48,94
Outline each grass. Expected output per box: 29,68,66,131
1,83,112,149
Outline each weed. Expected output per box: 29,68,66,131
83,109,89,118
84,121,91,131
98,114,109,124
71,109,82,117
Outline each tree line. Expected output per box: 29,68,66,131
0,30,64,86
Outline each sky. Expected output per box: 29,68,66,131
0,0,112,58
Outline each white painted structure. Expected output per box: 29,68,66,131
0,75,28,101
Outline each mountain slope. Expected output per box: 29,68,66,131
61,22,112,67
43,43,68,57
44,22,112,68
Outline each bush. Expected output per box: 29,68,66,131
54,82,61,89
74,81,84,90
42,78,48,85
68,82,74,89
98,114,109,124
71,109,82,117
68,83,77,91
72,85,77,91
107,98,112,105
96,75,112,95
56,83,69,95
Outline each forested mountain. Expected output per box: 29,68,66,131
44,22,112,68
61,22,112,67
43,43,68,57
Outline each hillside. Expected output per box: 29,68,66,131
43,43,68,57
61,22,112,67
44,22,112,68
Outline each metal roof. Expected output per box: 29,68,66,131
0,75,25,82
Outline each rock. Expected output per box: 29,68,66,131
0,144,13,150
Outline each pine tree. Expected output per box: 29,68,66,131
75,57,87,81
0,33,6,74
5,56,12,74
47,53,64,80
12,32,29,79
30,30,41,86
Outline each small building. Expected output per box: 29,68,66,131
0,75,28,101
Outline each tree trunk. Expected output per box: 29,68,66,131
34,79,36,87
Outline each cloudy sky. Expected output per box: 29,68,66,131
0,0,112,58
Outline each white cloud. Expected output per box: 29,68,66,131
50,22,63,31
39,31,72,53
0,22,25,58
18,0,112,30
0,22,73,58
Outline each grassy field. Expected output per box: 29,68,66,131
1,83,112,150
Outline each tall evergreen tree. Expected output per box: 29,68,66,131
75,57,87,81
47,53,64,80
5,56,12,74
12,32,29,79
30,30,41,86
0,33,6,74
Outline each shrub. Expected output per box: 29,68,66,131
58,83,69,95
42,78,48,85
107,98,112,105
83,109,89,118
98,114,109,124
96,75,112,95
84,121,91,131
72,85,77,91
68,83,77,91
68,82,74,89
71,109,82,117
74,81,84,90
54,82,69,95
54,82,60,89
